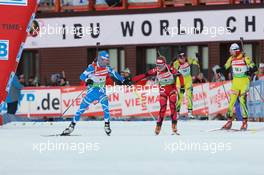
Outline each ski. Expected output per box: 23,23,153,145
205,127,264,133
206,128,240,132
41,134,81,137
172,132,180,135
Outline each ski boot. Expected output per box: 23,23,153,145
171,120,179,135
61,122,76,136
222,118,232,130
188,110,194,119
240,118,248,131
104,122,112,136
155,122,162,135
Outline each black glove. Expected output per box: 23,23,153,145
180,87,185,94
245,66,257,76
123,78,132,86
85,79,94,86
248,66,258,75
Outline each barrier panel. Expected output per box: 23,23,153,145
0,81,263,118
247,80,264,118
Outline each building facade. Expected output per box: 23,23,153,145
19,4,264,85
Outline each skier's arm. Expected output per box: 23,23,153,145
170,66,184,91
224,57,232,70
132,68,157,84
80,64,95,85
107,66,125,84
245,56,257,74
215,57,232,74
189,58,200,76
173,60,180,70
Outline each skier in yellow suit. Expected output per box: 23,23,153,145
173,51,200,118
216,43,257,130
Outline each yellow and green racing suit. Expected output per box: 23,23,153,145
173,58,200,112
224,53,255,119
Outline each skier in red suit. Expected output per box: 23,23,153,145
132,56,184,135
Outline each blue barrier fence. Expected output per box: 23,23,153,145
248,80,264,118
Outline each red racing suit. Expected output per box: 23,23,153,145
132,65,184,124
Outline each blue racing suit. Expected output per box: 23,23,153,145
72,62,124,122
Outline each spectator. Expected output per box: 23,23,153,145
19,74,26,86
28,76,38,86
115,68,132,85
50,73,61,86
253,63,264,81
212,65,225,82
59,77,69,86
6,75,23,115
193,73,207,83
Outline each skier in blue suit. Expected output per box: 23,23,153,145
62,50,127,136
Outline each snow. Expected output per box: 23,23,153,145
0,120,264,175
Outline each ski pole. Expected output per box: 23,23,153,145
61,88,87,118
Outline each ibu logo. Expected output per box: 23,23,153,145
0,40,9,60
0,0,28,6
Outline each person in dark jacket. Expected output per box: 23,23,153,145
1,75,23,125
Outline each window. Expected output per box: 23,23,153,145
108,48,125,72
187,46,198,59
146,48,157,70
201,46,209,77
16,51,40,86
158,46,172,63
244,44,253,59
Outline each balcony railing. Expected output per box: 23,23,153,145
37,0,264,13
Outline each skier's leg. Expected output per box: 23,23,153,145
176,84,184,113
99,92,111,135
158,93,168,124
185,79,193,117
72,89,94,123
169,90,177,122
155,93,168,135
222,84,239,129
227,90,239,118
99,95,110,122
169,90,178,133
61,89,94,135
239,78,250,130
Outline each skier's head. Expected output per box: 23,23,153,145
178,51,186,64
229,43,241,56
98,50,110,67
156,56,166,71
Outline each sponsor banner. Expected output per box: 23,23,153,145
192,83,209,116
5,82,264,118
0,0,37,103
0,87,62,116
122,85,160,116
177,83,209,116
0,0,28,6
25,8,264,48
208,81,231,115
0,40,9,60
17,88,61,116
247,80,264,118
61,86,123,117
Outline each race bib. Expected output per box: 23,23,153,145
179,64,191,76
